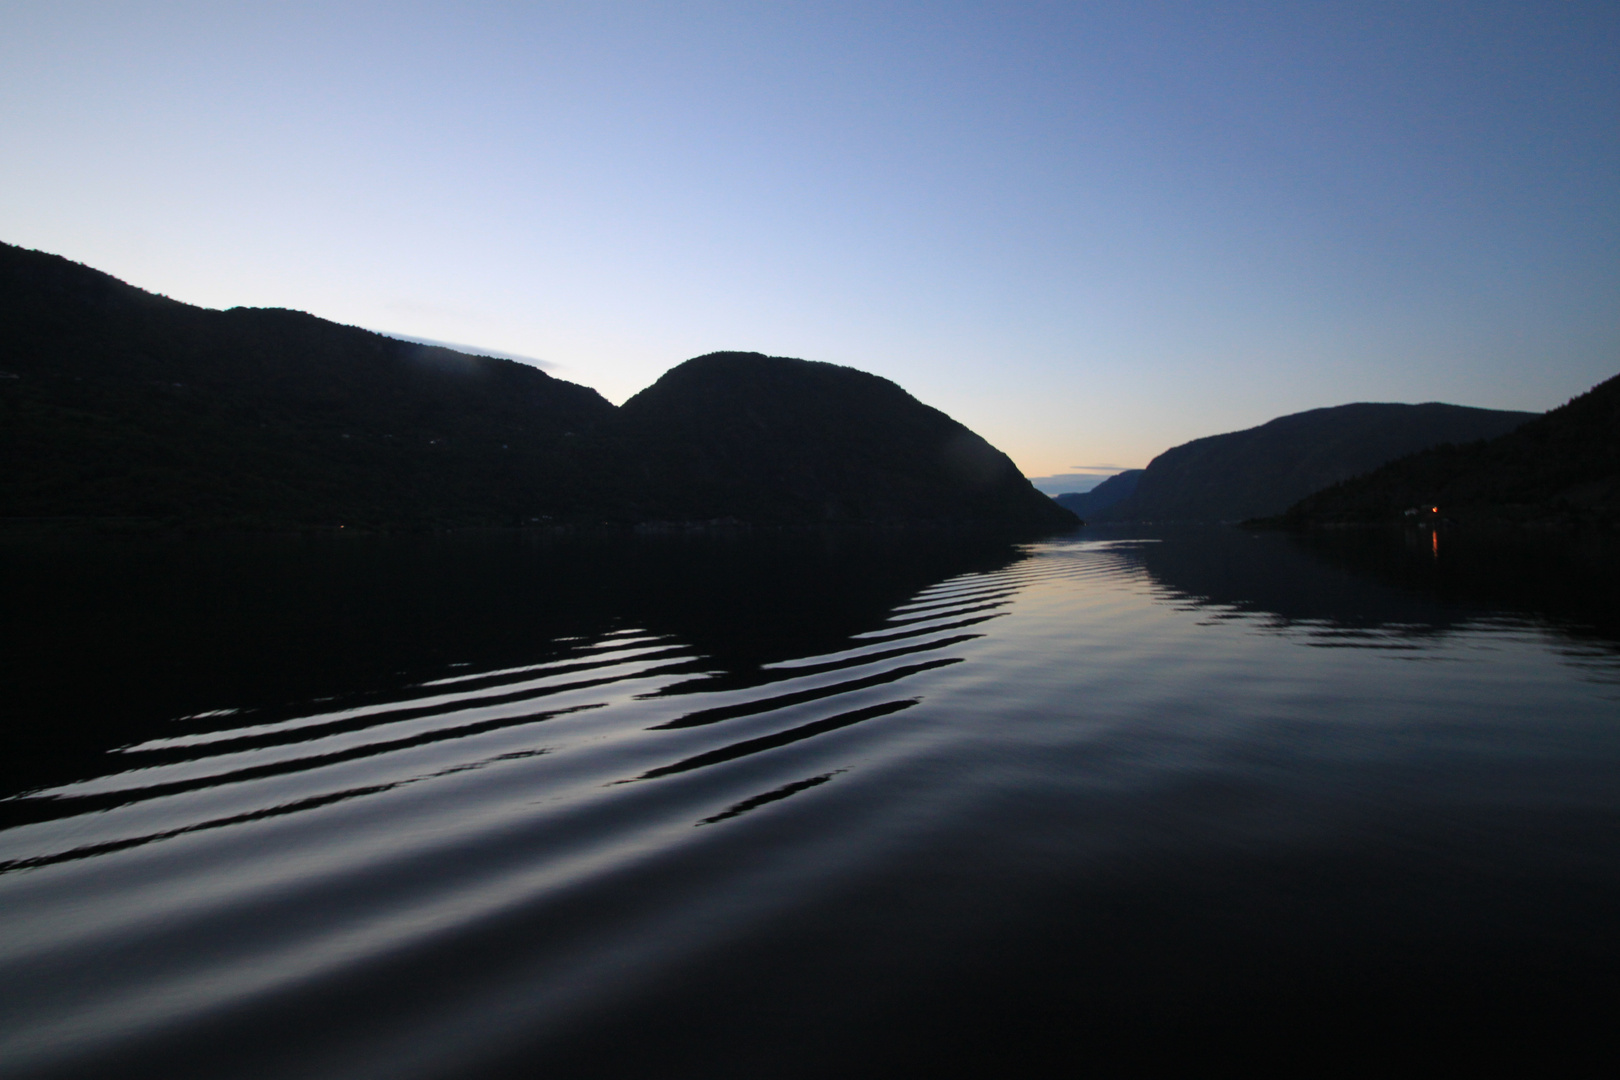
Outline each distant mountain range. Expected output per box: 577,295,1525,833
0,243,1073,532
1276,371,1620,528
1053,470,1141,519
1083,402,1535,523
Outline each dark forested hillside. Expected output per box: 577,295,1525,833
1089,402,1535,523
1,243,617,525
613,352,1073,528
1054,470,1141,519
0,244,1073,532
1277,371,1620,527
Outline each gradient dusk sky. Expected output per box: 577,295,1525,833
4,2,1616,483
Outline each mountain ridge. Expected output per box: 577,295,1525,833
0,243,1073,533
1054,470,1142,519
1088,401,1536,523
1274,371,1620,528
615,351,1058,525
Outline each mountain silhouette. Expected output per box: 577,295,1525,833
612,352,1071,527
1054,470,1141,519
0,243,1073,532
1,243,617,525
1088,403,1535,523
1277,371,1620,527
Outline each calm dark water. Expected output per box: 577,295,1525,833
2,526,1618,1076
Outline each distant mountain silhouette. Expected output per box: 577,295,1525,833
1088,403,1535,523
1054,470,1141,519
0,243,1073,532
1276,371,1620,528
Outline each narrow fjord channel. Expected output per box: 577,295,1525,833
3,527,1617,1075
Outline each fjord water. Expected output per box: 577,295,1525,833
2,527,1617,1075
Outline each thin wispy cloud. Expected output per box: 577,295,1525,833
375,332,554,371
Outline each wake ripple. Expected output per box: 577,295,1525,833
0,559,1040,875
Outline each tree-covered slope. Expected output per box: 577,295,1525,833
1091,402,1535,523
614,352,1075,529
1,244,1073,532
1277,371,1620,527
1054,470,1142,519
1,243,617,525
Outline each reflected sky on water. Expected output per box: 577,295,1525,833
2,525,1617,1076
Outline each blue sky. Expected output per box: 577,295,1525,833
4,2,1616,483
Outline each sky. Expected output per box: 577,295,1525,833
4,2,1616,486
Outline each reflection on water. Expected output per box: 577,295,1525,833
1,526,1617,1077
1,532,1022,805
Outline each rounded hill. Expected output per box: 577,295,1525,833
616,352,1074,529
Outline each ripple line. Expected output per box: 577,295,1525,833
635,699,919,781
643,634,980,699
696,770,847,825
121,648,698,754
649,658,961,730
2,703,600,828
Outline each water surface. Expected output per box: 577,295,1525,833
2,526,1617,1075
